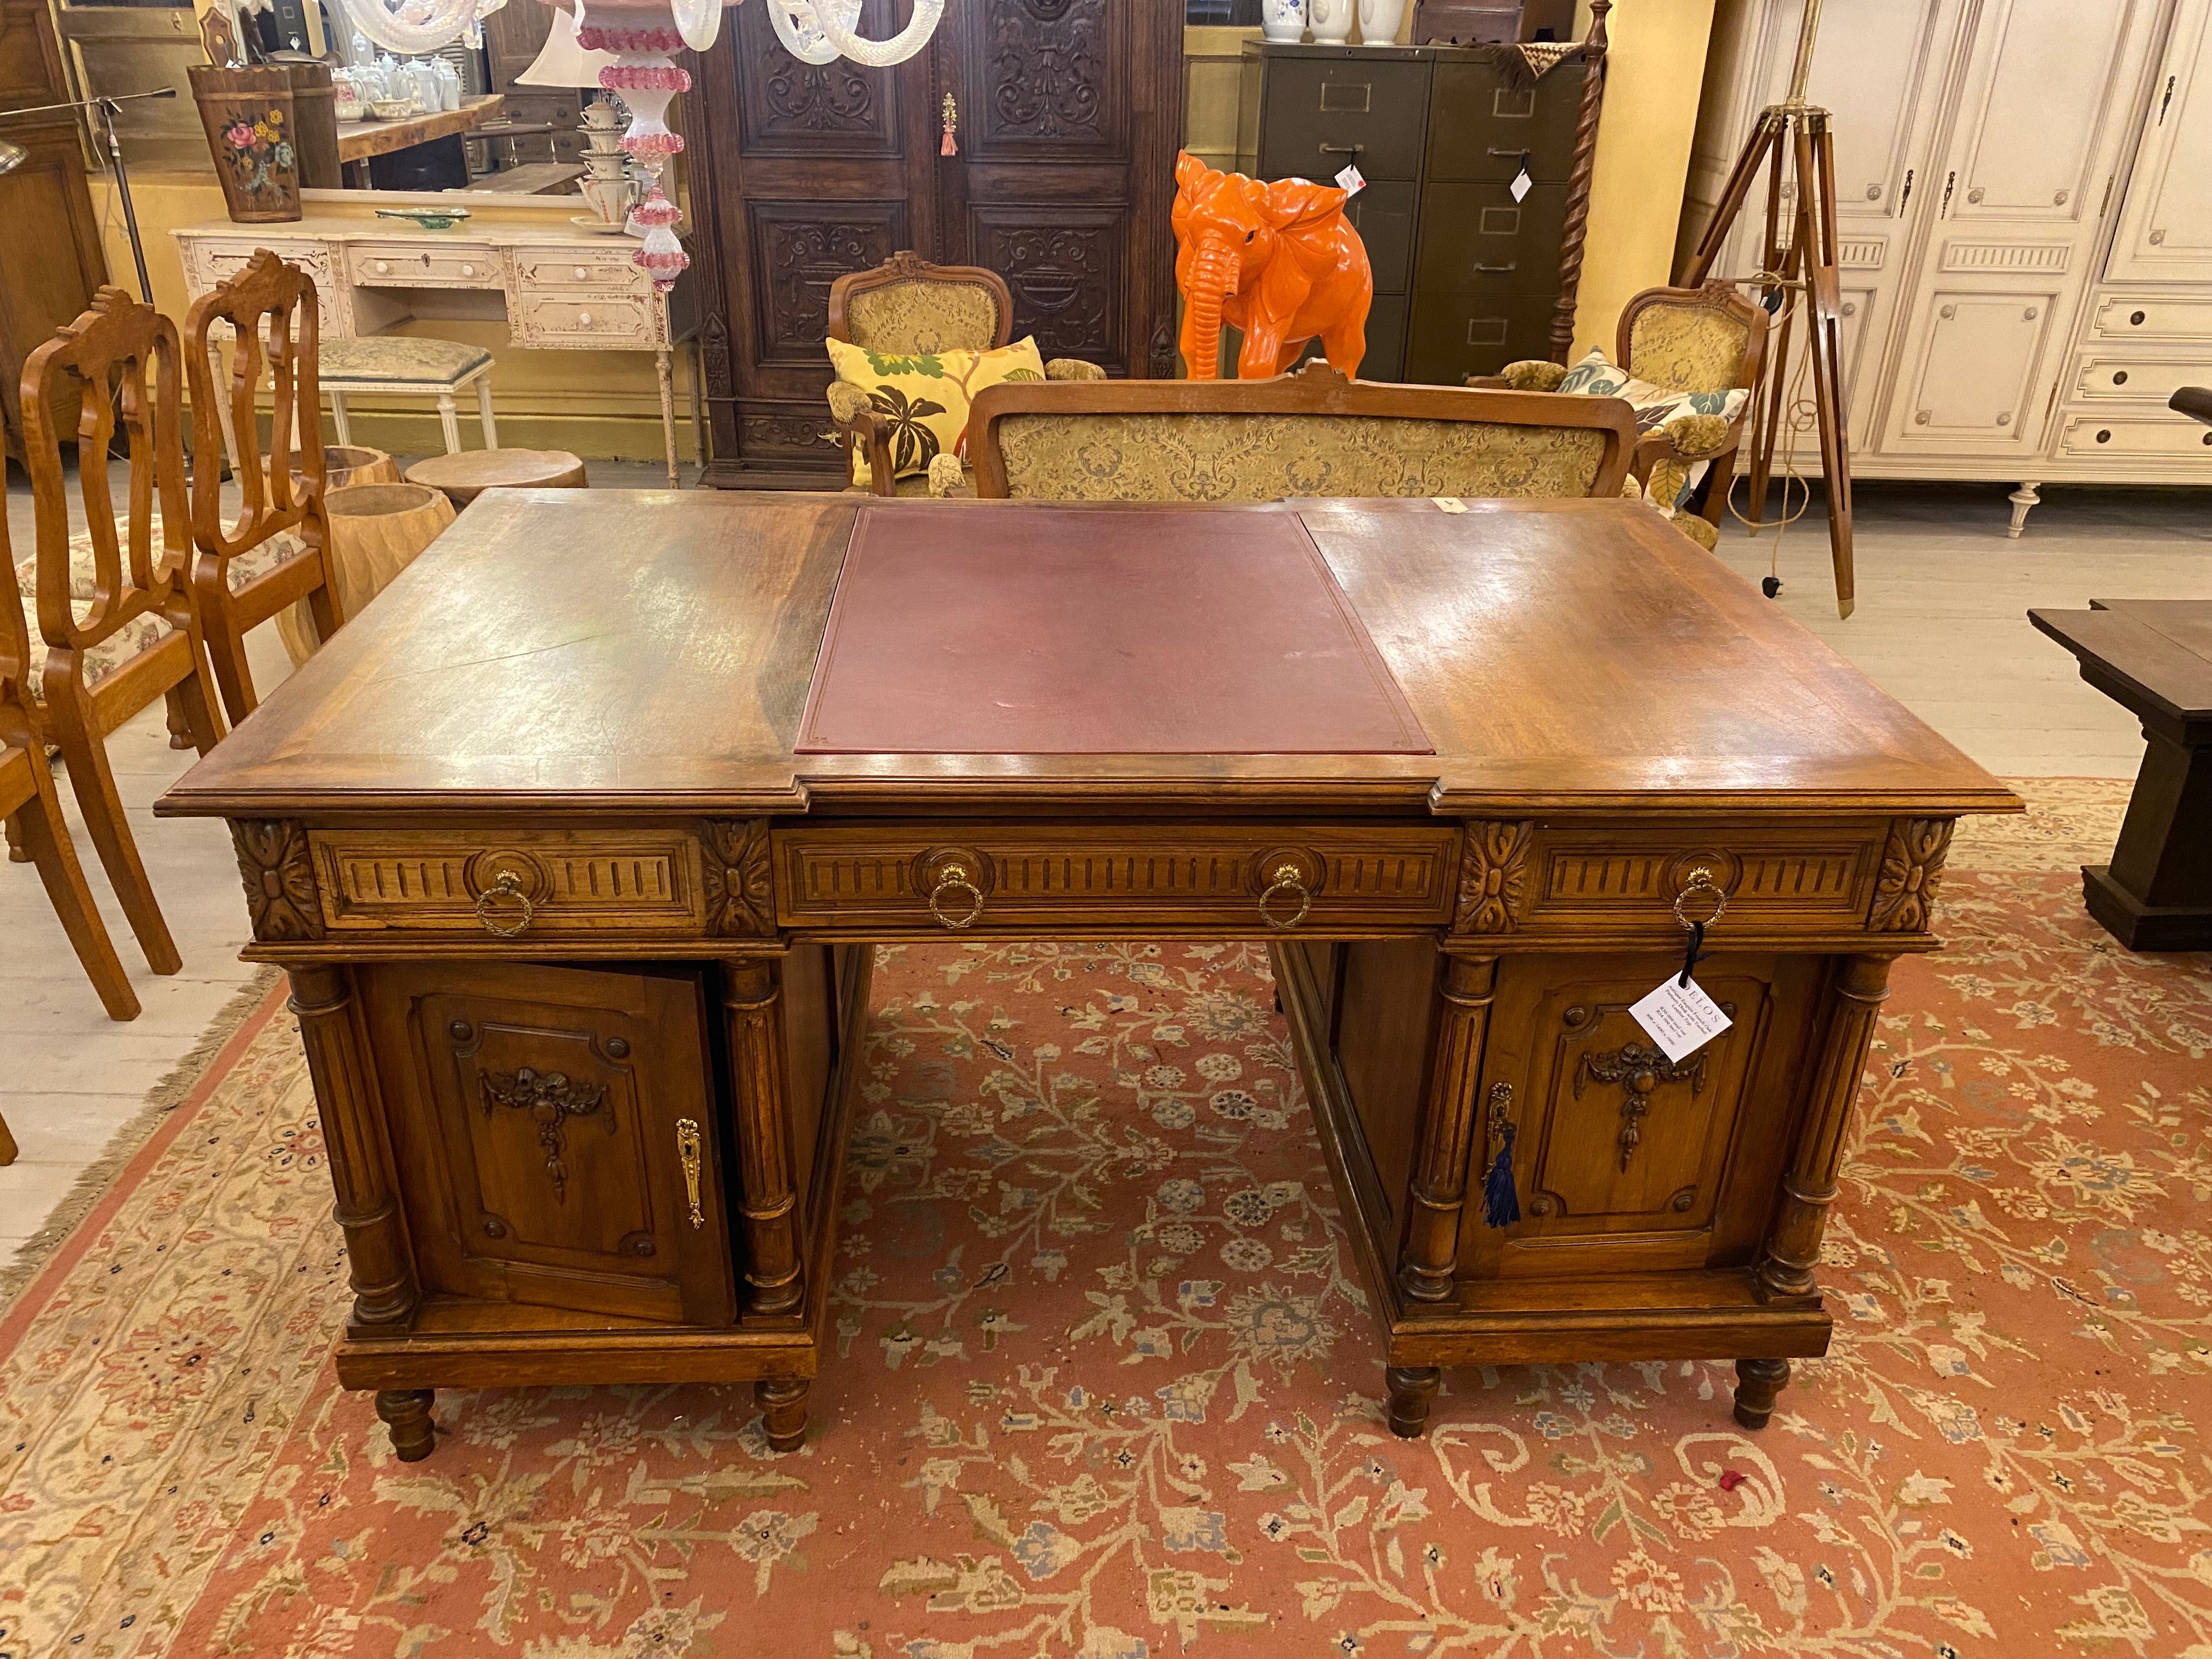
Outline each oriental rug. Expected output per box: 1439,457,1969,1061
3,780,2208,1659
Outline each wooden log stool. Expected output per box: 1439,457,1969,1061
403,448,588,509
319,445,401,490
279,481,457,664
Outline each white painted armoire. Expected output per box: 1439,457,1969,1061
1684,0,2212,532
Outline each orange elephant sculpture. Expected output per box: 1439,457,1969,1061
1172,150,1373,380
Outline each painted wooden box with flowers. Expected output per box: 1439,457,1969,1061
189,64,303,224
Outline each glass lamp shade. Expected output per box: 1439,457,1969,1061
515,7,618,84
0,137,27,176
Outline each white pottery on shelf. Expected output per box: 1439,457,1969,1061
1308,0,1354,46
1261,0,1307,44
1357,0,1407,44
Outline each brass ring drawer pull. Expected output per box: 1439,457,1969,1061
1673,866,1729,929
1258,862,1313,930
473,871,535,936
676,1118,704,1228
927,862,985,929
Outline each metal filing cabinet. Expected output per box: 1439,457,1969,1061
1238,41,1591,384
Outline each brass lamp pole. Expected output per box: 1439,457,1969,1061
1681,0,1858,618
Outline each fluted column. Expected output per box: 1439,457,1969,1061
722,958,805,1317
1758,953,1894,1301
1397,953,1498,1305
287,964,416,1329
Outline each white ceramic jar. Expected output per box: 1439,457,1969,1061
1357,0,1407,44
1308,0,1354,46
1261,0,1307,44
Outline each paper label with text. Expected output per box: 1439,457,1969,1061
1510,165,1534,202
1629,974,1732,1063
1335,163,1367,196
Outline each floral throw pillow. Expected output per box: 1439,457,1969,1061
827,336,1047,487
1555,348,1750,507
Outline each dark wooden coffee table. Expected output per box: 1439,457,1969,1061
2030,599,2212,949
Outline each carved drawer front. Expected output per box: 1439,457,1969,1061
1486,823,1884,938
2056,413,2212,460
346,241,502,288
1458,953,1817,1283
511,291,658,347
308,828,706,934
187,239,349,338
511,246,651,291
2066,351,2212,406
362,960,737,1325
2090,296,2212,340
773,822,1462,933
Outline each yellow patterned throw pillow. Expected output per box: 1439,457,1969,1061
827,335,1046,487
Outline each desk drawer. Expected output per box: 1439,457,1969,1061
774,823,1462,932
2054,413,2212,460
511,291,659,347
348,241,501,287
512,246,653,291
1503,823,1887,938
308,828,708,934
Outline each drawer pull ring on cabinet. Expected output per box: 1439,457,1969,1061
1672,866,1727,985
675,1118,705,1228
473,871,535,936
1257,862,1313,930
928,863,985,929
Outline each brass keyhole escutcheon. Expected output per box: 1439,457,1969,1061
676,1118,705,1228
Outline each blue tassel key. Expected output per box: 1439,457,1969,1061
1481,1081,1520,1228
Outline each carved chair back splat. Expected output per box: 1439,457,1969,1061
0,496,140,1019
19,285,227,978
184,249,345,723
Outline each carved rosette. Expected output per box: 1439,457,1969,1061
1454,820,1534,934
702,818,776,937
1869,818,1954,933
230,819,323,941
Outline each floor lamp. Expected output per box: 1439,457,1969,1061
0,87,178,302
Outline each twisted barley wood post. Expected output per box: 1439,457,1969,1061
1549,0,1612,364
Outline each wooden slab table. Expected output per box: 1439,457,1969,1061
157,493,2017,1460
2030,597,2212,947
335,93,506,165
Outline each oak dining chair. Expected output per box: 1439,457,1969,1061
19,285,227,978
184,249,344,723
2,493,140,1021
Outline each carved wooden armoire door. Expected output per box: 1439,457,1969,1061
932,0,1184,380
684,0,1182,486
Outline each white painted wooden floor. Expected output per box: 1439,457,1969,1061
2,471,2207,1269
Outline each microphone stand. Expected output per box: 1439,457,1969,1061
0,87,179,302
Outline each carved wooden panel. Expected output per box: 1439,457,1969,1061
972,210,1123,362
773,822,1460,931
961,0,1121,156
1457,953,1816,1284
1869,817,1954,932
307,828,706,934
1512,826,1882,936
733,0,899,156
738,411,838,459
700,818,776,936
747,202,905,366
362,960,736,1326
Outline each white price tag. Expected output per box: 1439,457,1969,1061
1629,973,1732,1064
1431,495,1467,514
1510,164,1534,203
1335,162,1367,197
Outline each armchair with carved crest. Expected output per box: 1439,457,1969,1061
824,251,1106,499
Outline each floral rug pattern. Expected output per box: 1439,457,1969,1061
2,783,2208,1659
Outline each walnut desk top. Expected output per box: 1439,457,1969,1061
159,492,2013,822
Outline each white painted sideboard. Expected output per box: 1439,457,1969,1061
173,210,699,483
1686,0,2212,532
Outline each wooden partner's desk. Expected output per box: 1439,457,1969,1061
159,494,2017,1460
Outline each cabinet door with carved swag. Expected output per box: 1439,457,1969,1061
933,0,1182,378
360,960,737,1328
1456,951,1821,1284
